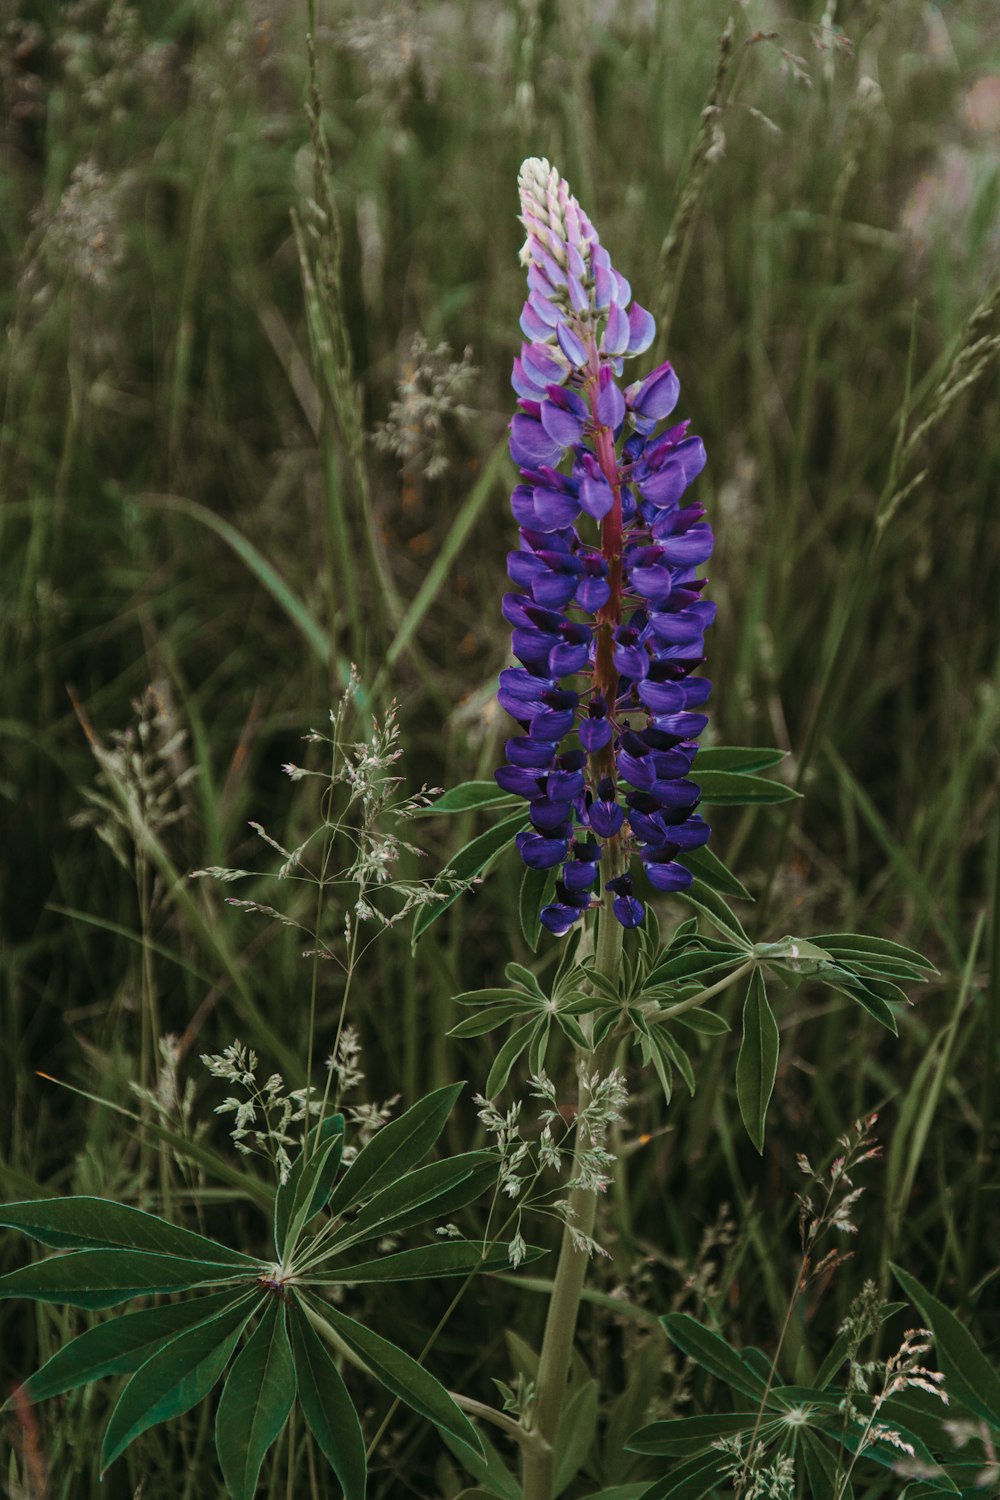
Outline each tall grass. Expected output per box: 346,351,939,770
2,0,999,1495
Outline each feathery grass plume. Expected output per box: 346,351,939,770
497,157,713,934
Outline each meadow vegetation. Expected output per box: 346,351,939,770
1,1,999,1496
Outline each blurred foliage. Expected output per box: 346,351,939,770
1,0,999,1495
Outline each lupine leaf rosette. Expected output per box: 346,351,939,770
497,157,714,935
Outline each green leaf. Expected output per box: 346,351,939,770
891,1265,1000,1428
824,973,899,1034
322,1238,531,1283
736,969,778,1154
679,845,753,902
554,1378,598,1496
100,1294,256,1472
0,1198,257,1265
413,812,527,940
485,1020,535,1099
275,1128,346,1261
0,1249,255,1309
659,1314,768,1401
321,1302,482,1452
695,770,800,805
627,1412,758,1457
22,1290,251,1402
288,1304,366,1500
645,948,744,987
441,1426,521,1500
274,1115,345,1257
802,1431,842,1500
577,1488,649,1500
414,782,520,816
655,1027,696,1095
449,1005,532,1039
326,1083,462,1218
325,1153,497,1253
671,1007,730,1036
216,1298,295,1500
695,746,788,773
636,1450,727,1500
520,862,557,950
674,880,752,947
809,933,936,973
451,987,533,1006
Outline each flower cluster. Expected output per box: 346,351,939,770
496,158,714,934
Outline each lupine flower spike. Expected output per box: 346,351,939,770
496,158,714,934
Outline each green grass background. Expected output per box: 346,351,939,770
1,0,999,1495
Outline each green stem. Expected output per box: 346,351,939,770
520,849,624,1500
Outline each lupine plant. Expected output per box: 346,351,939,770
3,157,993,1500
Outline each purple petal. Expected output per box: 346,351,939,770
522,342,567,387
579,716,613,751
601,302,630,357
578,455,615,520
668,816,711,850
495,765,546,797
510,414,564,470
528,289,561,328
520,301,555,342
556,320,589,368
641,857,693,892
658,524,714,566
627,302,655,355
511,484,581,532
596,368,626,429
511,356,547,400
593,262,614,310
631,361,680,422
637,678,687,713
568,273,589,315
540,902,587,935
517,831,569,870
612,270,631,307
529,797,575,832
613,894,645,928
506,737,558,768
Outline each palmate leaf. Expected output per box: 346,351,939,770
325,1153,498,1254
216,1297,296,1500
316,1298,483,1453
636,1451,728,1500
273,1114,344,1256
695,770,800,806
485,1019,537,1099
658,1314,768,1402
679,843,753,901
101,1293,257,1472
413,781,520,816
892,1264,1000,1429
275,1126,345,1261
442,1425,522,1500
627,1412,761,1459
674,879,753,947
288,1306,366,1500
0,1248,256,1309
554,1377,598,1496
520,862,557,951
326,1082,463,1218
19,1288,252,1402
320,1238,536,1283
735,968,779,1153
695,746,788,773
412,811,527,940
0,1197,258,1265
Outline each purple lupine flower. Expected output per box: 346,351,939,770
496,158,714,934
